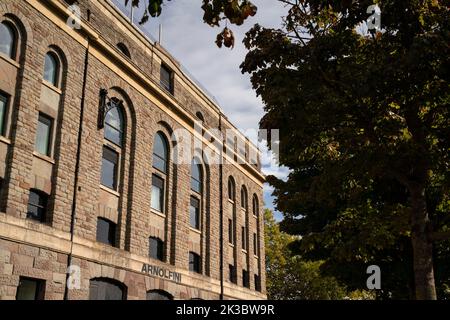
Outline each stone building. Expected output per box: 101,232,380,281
0,0,266,300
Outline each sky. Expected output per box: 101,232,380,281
112,0,291,220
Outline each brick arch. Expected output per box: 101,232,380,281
0,3,34,45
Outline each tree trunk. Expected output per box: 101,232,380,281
410,186,437,300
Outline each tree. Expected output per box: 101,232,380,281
241,1,449,300
264,209,349,300
125,0,257,48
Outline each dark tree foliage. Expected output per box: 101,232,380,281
241,0,449,299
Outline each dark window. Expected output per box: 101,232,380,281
0,21,16,59
160,64,173,93
104,103,124,147
149,237,164,261
254,274,261,292
228,219,233,244
228,178,235,201
0,93,8,136
243,270,250,288
153,132,168,173
191,159,202,193
253,233,258,255
96,217,116,247
189,252,201,274
146,290,173,300
35,113,53,156
252,195,259,216
43,52,59,87
195,112,204,123
190,197,200,230
16,277,45,300
89,278,125,300
242,226,247,250
241,187,247,208
151,174,164,212
117,43,131,58
229,265,237,284
27,189,48,222
101,146,119,190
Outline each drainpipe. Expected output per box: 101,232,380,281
63,39,90,300
219,114,224,300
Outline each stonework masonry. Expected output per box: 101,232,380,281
0,0,266,300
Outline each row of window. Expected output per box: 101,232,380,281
228,265,261,292
16,275,174,300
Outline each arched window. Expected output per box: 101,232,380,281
228,177,235,201
0,21,16,59
104,102,124,147
191,159,202,194
43,52,59,87
241,186,247,209
153,132,168,173
89,278,126,300
252,194,259,217
196,111,204,123
117,42,131,58
146,290,173,300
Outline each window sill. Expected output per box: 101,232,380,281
189,227,202,235
0,53,20,68
228,243,235,248
150,208,166,218
33,151,55,164
41,80,62,95
252,215,258,219
0,136,11,145
254,255,259,259
99,184,120,197
242,249,248,254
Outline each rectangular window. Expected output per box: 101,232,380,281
96,217,116,247
254,274,261,292
151,174,165,213
101,146,119,190
253,233,258,255
26,189,48,222
0,94,8,136
35,113,53,156
189,252,201,274
160,64,173,93
190,196,200,230
243,270,250,288
228,219,233,244
16,277,45,300
242,226,247,250
149,237,164,261
229,265,237,284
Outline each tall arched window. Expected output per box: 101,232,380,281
252,194,259,217
0,21,16,59
43,52,60,87
117,42,131,58
151,132,169,213
241,186,248,209
228,177,235,201
153,132,168,173
104,102,124,147
101,100,124,191
191,159,202,194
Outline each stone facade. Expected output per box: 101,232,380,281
0,0,266,300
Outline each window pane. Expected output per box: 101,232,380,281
147,290,173,300
35,114,52,156
228,219,233,244
96,218,116,246
16,278,45,300
189,252,200,273
149,237,164,261
104,105,123,146
27,190,47,222
101,147,118,190
43,53,58,86
151,175,164,212
191,161,202,193
89,279,124,300
190,197,200,230
0,94,7,136
253,233,257,255
153,133,168,173
160,65,172,92
0,22,15,58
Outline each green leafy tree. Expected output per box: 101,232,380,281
241,1,449,300
265,209,349,300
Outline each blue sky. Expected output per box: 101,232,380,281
112,0,290,220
